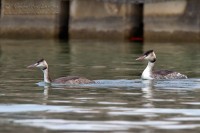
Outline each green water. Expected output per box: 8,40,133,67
0,40,200,133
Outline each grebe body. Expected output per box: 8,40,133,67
28,59,95,84
52,76,94,84
136,50,187,80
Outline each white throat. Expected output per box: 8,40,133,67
42,68,51,83
141,61,155,80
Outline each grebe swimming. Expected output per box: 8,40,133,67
136,50,187,80
27,59,95,84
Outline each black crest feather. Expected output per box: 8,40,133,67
144,50,154,56
37,59,44,63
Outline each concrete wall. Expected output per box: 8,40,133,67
0,0,199,42
144,0,200,42
0,0,61,39
69,0,143,40
0,0,143,40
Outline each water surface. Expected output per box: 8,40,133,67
0,40,200,133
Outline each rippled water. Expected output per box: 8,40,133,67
0,40,200,133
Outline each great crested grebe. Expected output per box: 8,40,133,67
136,50,188,80
27,59,95,84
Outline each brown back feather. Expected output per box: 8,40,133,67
53,76,95,84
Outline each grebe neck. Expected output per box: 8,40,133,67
42,68,51,83
142,61,155,79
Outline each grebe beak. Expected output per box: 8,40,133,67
136,55,146,61
27,63,37,68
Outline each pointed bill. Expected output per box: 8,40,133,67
136,55,146,61
27,63,37,68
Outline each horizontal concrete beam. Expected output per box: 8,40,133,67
96,0,176,4
144,0,200,42
0,0,199,42
0,0,61,39
69,0,143,40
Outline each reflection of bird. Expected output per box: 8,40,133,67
141,80,154,108
27,59,95,84
136,50,187,80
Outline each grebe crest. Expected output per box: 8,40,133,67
136,50,187,80
35,59,48,70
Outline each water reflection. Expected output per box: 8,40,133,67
0,40,200,133
43,86,49,104
142,80,154,108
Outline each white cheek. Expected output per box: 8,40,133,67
37,63,43,68
145,56,150,60
145,55,154,60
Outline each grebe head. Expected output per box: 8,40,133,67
27,59,48,70
136,50,156,63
